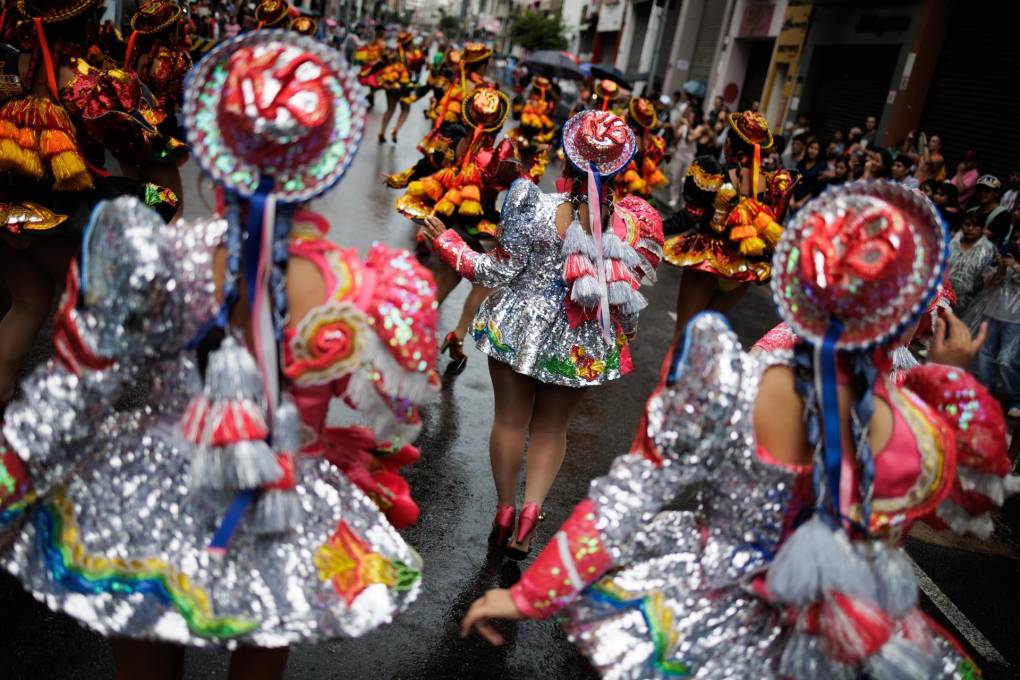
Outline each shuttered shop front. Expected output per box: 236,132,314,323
919,2,1020,179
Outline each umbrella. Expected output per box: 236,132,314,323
589,63,630,89
522,50,583,80
682,80,707,98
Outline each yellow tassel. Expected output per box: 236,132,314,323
459,200,482,216
739,236,766,257
0,139,43,179
386,166,416,189
477,220,498,236
435,199,455,216
50,150,93,191
460,184,481,202
421,177,445,201
729,225,757,241
763,221,783,247
406,180,426,197
40,130,77,156
443,188,462,206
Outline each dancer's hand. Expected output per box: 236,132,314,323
460,588,523,645
929,308,986,369
421,215,446,242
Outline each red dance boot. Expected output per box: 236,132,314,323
488,504,516,548
505,501,544,561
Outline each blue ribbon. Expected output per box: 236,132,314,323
817,320,844,523
209,490,257,552
243,177,275,316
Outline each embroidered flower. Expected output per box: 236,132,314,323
284,302,367,386
314,522,396,605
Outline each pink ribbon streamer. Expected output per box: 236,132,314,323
587,164,613,344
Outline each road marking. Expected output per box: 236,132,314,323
911,559,1010,666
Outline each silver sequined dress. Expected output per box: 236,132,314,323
525,314,979,679
437,179,656,388
0,199,427,648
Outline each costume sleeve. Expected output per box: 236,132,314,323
432,179,538,287
903,364,1018,538
511,313,749,618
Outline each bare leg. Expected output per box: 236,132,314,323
521,382,585,506
392,101,412,138
434,260,462,306
706,282,749,315
379,91,399,140
672,268,719,343
228,646,290,680
452,284,492,339
110,638,185,680
487,357,536,506
0,249,56,408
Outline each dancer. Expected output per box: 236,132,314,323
462,181,1014,679
662,114,792,343
507,75,556,181
421,109,663,559
618,96,669,200
0,31,438,679
253,0,292,29
376,31,424,143
353,24,386,110
0,0,183,414
122,1,192,128
397,87,517,370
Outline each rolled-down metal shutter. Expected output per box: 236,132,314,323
689,0,727,84
919,2,1020,179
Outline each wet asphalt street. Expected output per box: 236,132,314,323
2,99,1020,680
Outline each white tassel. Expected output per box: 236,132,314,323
767,516,878,607
222,440,283,489
190,446,227,489
561,221,597,258
607,280,636,306
618,290,648,316
934,500,995,539
779,628,855,680
251,485,304,535
864,635,940,680
571,275,601,308
868,543,918,618
618,242,644,270
601,231,626,260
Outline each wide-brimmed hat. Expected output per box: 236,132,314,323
772,181,948,350
254,0,290,27
289,15,317,36
594,79,620,103
628,97,657,128
562,109,637,177
16,0,101,22
685,158,724,192
462,87,510,132
183,30,365,203
462,42,493,64
727,110,773,149
130,0,183,34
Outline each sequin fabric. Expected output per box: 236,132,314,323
546,315,976,678
1,198,423,647
435,179,640,388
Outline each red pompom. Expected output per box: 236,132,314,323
564,253,595,282
819,592,893,663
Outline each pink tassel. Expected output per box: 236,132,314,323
819,591,893,663
564,253,596,282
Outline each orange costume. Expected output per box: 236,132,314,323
618,97,668,200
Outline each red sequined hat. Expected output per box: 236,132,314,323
772,181,948,350
628,97,657,129
183,30,366,202
16,0,100,22
254,0,290,27
562,109,637,177
727,110,774,149
462,87,510,132
130,0,184,34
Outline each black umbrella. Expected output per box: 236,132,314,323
589,63,631,89
522,50,583,80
